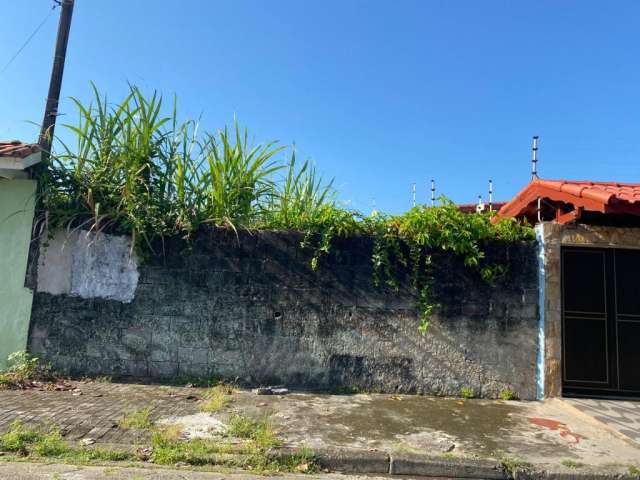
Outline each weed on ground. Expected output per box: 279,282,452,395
118,407,154,430
199,383,235,413
0,416,315,474
460,387,475,399
499,455,532,477
561,459,583,469
0,352,53,389
0,420,135,463
498,390,519,401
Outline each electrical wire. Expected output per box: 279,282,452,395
0,2,58,77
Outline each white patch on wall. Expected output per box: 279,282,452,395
37,230,139,303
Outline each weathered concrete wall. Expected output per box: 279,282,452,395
0,179,36,369
537,223,640,398
29,229,539,398
37,230,138,302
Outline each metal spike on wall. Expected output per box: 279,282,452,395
531,135,539,179
489,179,493,211
431,179,435,206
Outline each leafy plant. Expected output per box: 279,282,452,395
498,390,519,401
0,352,51,388
460,387,475,399
499,455,532,477
364,201,534,331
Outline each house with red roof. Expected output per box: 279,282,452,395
495,176,640,400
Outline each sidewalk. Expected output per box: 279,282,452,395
0,461,355,480
1,381,639,477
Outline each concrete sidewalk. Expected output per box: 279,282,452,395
0,461,367,480
1,381,639,477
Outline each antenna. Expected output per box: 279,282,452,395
431,179,435,206
411,182,416,207
488,179,493,211
531,135,539,179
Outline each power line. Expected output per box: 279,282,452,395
0,3,58,77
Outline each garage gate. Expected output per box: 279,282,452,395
562,246,640,397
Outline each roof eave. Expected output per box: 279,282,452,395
0,151,43,171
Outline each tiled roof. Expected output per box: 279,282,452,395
498,178,640,221
0,141,40,158
535,180,640,205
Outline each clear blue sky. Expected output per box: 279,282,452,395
2,1,639,213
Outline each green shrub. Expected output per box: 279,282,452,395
498,390,519,401
0,420,42,452
0,352,51,388
460,387,475,399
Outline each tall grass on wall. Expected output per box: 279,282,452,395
40,83,336,251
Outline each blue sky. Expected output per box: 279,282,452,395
1,1,639,213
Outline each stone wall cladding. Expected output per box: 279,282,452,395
29,229,539,399
537,223,640,398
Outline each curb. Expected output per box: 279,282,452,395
271,446,638,480
389,453,506,479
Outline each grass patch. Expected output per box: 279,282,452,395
168,375,227,388
0,420,46,453
117,407,154,430
629,464,640,476
561,459,583,469
498,390,519,401
227,414,280,449
460,387,475,399
330,385,382,395
0,418,313,474
199,383,235,413
0,420,134,462
94,376,112,383
499,455,532,477
150,417,313,473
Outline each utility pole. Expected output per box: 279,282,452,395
38,0,74,158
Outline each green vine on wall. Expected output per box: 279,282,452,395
303,199,534,333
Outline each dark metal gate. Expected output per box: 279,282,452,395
562,246,640,397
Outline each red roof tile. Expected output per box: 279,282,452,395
0,140,39,159
498,179,640,221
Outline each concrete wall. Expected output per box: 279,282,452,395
29,229,539,398
0,179,36,369
536,223,640,398
37,230,138,302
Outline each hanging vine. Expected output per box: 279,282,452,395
303,199,534,333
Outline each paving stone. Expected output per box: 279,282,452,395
0,381,199,445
